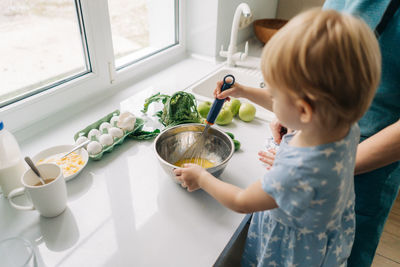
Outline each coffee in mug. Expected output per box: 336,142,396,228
8,163,67,217
33,178,55,187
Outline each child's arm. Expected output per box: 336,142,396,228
213,81,273,111
174,164,278,213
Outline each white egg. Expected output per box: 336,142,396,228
99,122,111,133
110,115,119,127
88,129,101,140
108,127,124,139
87,141,102,155
75,136,89,147
99,134,114,146
117,111,136,131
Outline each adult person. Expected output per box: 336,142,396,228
322,1,400,266
267,1,400,266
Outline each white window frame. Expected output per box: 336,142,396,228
0,0,185,135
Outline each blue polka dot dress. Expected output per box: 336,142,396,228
242,124,360,267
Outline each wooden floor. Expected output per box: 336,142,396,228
372,194,400,266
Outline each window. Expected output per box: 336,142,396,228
108,0,178,70
0,0,180,110
0,0,90,107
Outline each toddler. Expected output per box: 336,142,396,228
174,9,381,266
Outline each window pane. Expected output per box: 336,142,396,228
0,0,90,107
108,0,178,69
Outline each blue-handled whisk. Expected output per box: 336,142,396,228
177,74,235,167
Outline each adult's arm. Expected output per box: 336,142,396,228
355,120,400,175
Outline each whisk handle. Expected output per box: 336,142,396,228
206,74,235,124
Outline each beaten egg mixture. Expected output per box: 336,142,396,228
39,152,85,177
174,158,215,168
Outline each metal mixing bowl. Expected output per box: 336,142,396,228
154,123,235,181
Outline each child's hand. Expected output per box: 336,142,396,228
213,81,245,101
173,164,208,192
270,118,291,145
258,148,276,170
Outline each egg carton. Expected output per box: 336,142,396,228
74,110,146,160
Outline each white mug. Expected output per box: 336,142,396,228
8,163,67,218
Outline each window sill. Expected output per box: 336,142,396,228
14,54,222,148
0,44,186,140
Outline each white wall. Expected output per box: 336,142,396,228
216,0,278,59
277,0,324,19
185,0,219,58
186,0,278,58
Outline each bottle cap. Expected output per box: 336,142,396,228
0,121,3,131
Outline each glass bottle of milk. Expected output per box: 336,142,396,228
0,121,26,197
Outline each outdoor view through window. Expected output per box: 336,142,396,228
0,0,178,107
108,0,177,69
0,0,89,107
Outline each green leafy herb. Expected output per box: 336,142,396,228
142,91,201,127
141,92,170,113
127,117,160,140
130,129,161,140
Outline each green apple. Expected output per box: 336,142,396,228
216,108,233,125
228,98,241,116
238,103,256,122
197,101,211,118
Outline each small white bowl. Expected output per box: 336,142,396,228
32,145,89,182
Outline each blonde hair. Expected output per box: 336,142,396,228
261,9,381,127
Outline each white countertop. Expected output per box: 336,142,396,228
0,53,272,267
